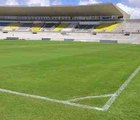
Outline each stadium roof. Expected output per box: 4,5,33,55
0,3,130,19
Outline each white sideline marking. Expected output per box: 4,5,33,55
0,66,139,111
0,88,104,111
67,94,113,102
102,66,140,111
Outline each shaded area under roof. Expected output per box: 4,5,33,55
0,3,130,19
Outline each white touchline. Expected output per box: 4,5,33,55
67,94,114,102
0,66,139,112
0,88,104,111
102,66,140,111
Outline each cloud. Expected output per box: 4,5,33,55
51,0,62,5
117,3,140,19
128,0,140,7
26,0,62,6
79,0,100,5
4,0,19,6
1,0,62,6
27,0,50,6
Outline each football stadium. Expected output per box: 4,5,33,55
0,3,140,120
0,3,139,43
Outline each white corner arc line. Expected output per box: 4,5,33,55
0,88,104,111
102,66,140,111
67,94,114,102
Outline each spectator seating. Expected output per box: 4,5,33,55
31,23,44,32
95,23,120,32
43,23,59,31
3,23,20,31
53,23,69,32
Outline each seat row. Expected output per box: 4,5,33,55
0,22,120,32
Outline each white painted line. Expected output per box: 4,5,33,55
67,94,114,102
0,88,104,111
102,66,140,111
0,66,139,111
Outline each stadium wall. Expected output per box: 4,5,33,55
1,31,140,44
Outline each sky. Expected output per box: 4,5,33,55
0,0,140,19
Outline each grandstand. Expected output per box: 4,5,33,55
0,3,139,44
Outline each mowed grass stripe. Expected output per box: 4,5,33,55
0,41,140,120
0,42,138,99
0,41,139,100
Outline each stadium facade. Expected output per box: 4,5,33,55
0,3,140,44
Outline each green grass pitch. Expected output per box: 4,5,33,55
0,40,140,120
